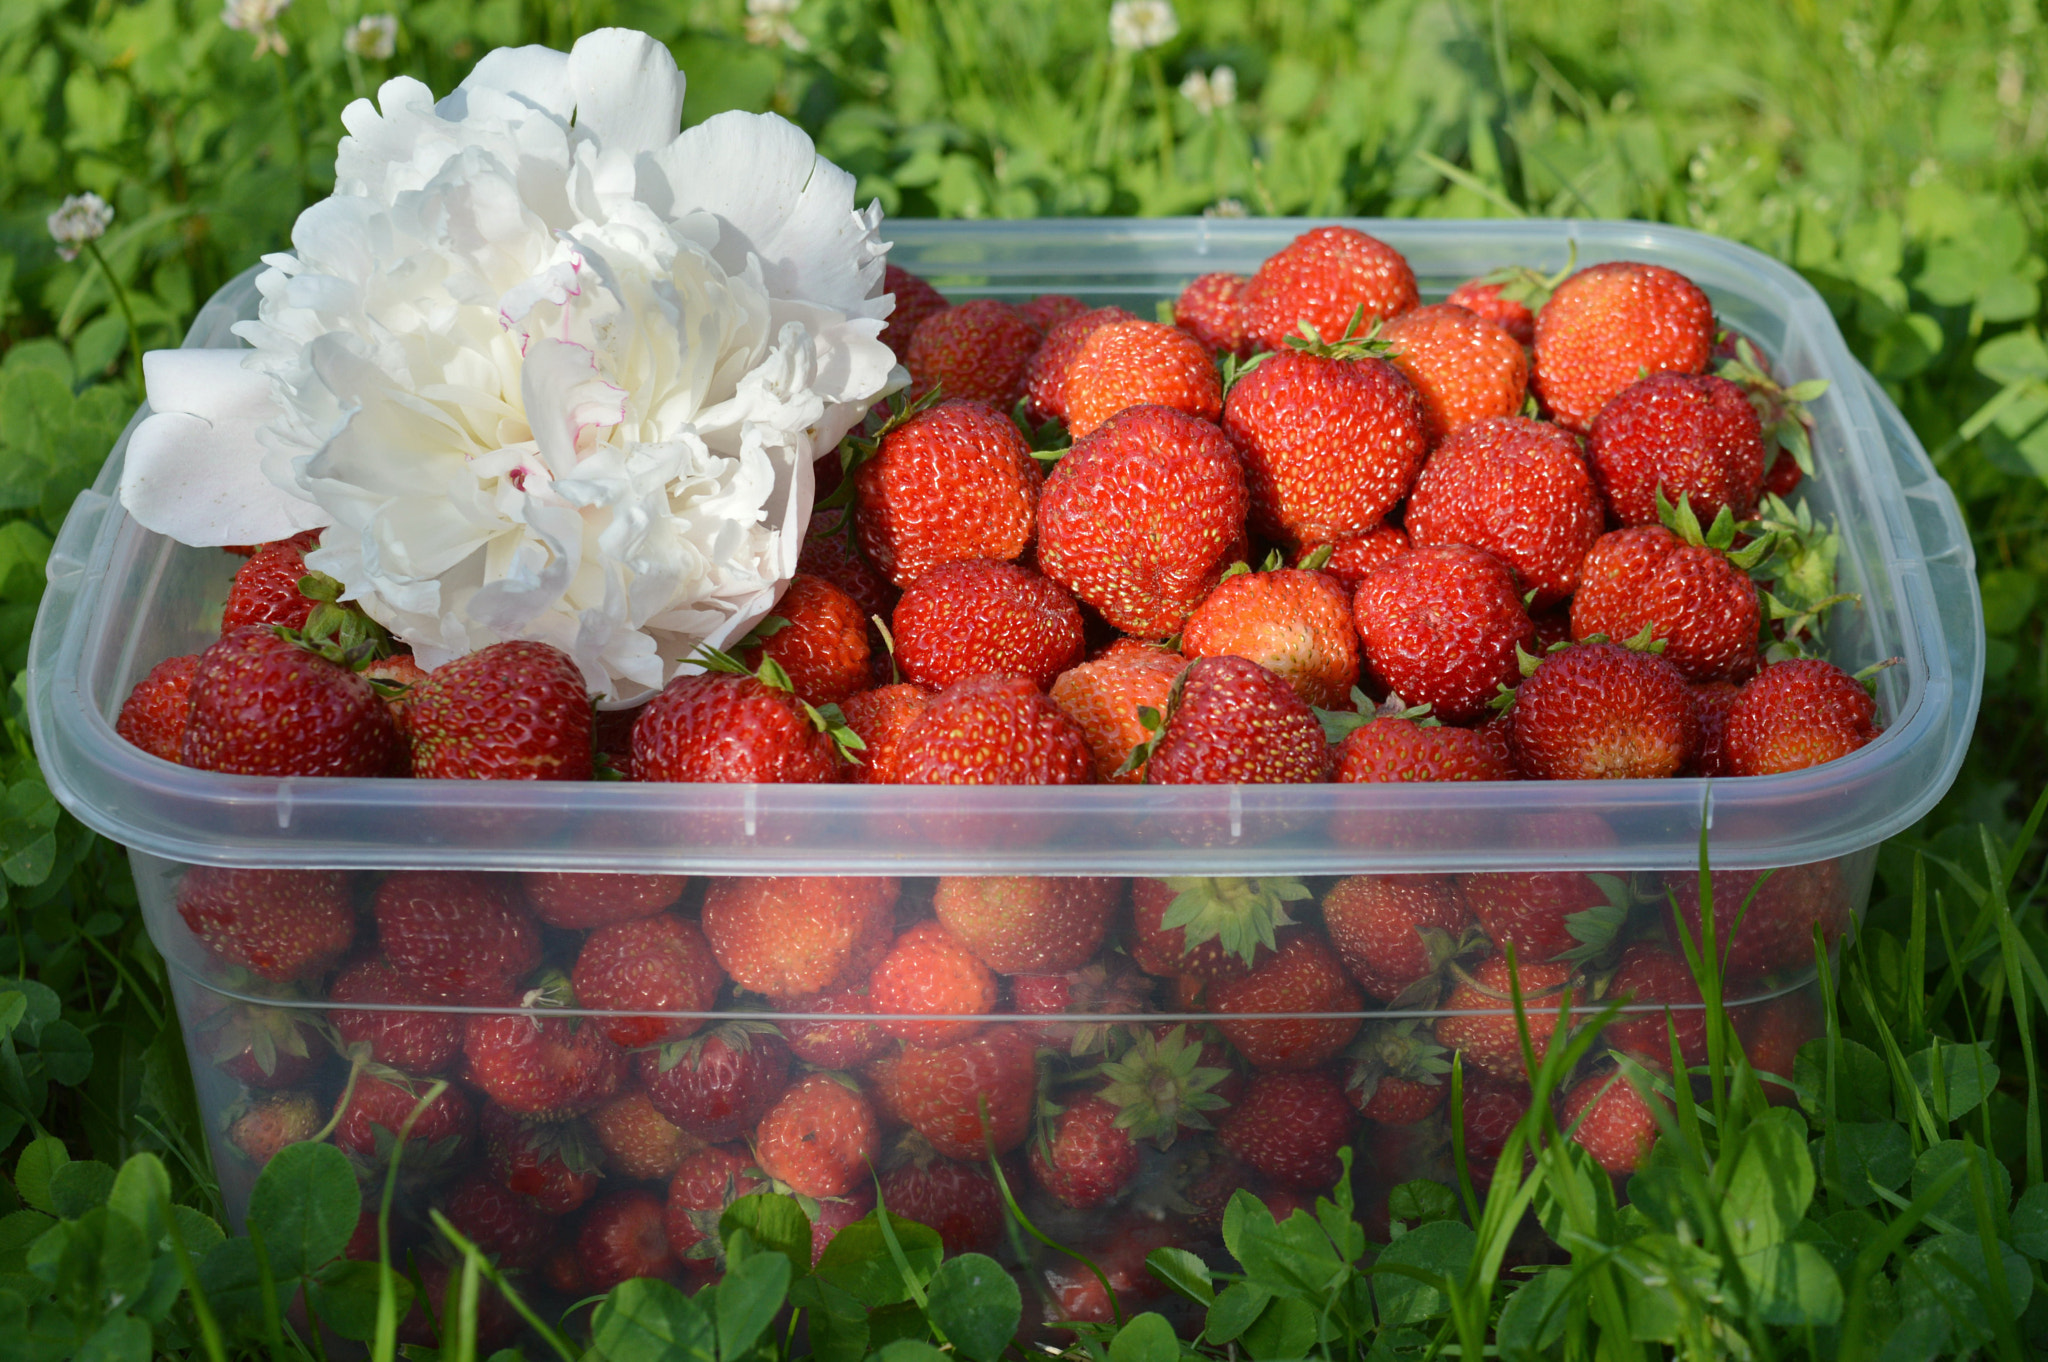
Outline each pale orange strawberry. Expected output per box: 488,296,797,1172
1532,261,1715,434
1026,306,1140,423
839,683,932,785
700,876,900,998
1048,640,1186,783
1379,303,1529,442
1181,567,1360,710
933,876,1121,974
1241,226,1419,352
1062,319,1223,437
867,921,998,1047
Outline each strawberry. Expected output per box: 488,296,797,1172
1042,1219,1179,1326
1379,303,1529,441
399,1257,521,1350
1434,957,1578,1085
1457,1079,1531,1170
741,573,872,707
630,668,840,785
1127,876,1298,981
881,264,950,358
1686,680,1742,777
1037,404,1248,639
182,625,402,777
1223,347,1429,544
1216,1070,1357,1190
797,508,901,634
868,920,998,1046
522,871,686,929
864,1025,1038,1159
229,1089,321,1167
1020,294,1090,332
638,1023,793,1141
1560,1069,1661,1175
1182,567,1359,709
442,1172,556,1269
1715,330,1823,500
192,992,329,1088
329,957,465,1074
1531,260,1714,434
332,1073,475,1165
1062,319,1223,436
1570,524,1762,683
905,299,1043,407
221,537,321,633
1030,1094,1139,1208
1332,713,1517,784
590,1091,704,1182
1011,959,1156,1056
1321,874,1471,1002
892,558,1085,691
1208,928,1363,1071
889,674,1095,786
755,1072,879,1198
1723,659,1879,776
1025,306,1140,423
571,913,726,1049
1604,943,1708,1068
876,1147,1003,1255
1095,1023,1235,1145
1049,640,1187,782
1586,373,1768,526
933,876,1119,974
1731,989,1821,1105
781,980,890,1070
1353,545,1536,725
1300,524,1411,596
407,640,594,781
375,871,540,1003
176,867,353,983
1240,225,1419,352
1404,416,1603,609
854,399,1040,588
1345,1021,1453,1125
809,1187,875,1265
1464,871,1631,966
116,654,198,763
1666,859,1849,985
1145,655,1333,785
663,1146,770,1268
463,987,628,1120
576,1188,676,1292
701,875,898,998
839,683,933,785
364,652,430,748
1174,272,1250,356
1444,278,1537,347
1509,642,1697,781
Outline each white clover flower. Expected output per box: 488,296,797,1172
1109,0,1177,52
344,13,398,60
48,193,114,262
222,0,291,57
1204,197,1248,218
1179,65,1235,115
744,0,808,50
120,30,897,704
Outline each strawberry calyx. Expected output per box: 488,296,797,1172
1714,333,1827,479
278,572,399,673
1011,398,1071,459
818,385,945,511
1557,873,1640,966
1155,876,1312,967
195,988,327,1075
692,644,869,765
653,1018,783,1075
1654,490,1775,572
1282,306,1395,363
1747,493,1854,661
1316,689,1435,743
1345,1019,1453,1107
493,1110,603,1178
1113,662,1193,778
1096,1025,1232,1149
1474,249,1576,312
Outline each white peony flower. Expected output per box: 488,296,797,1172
1109,0,1178,52
343,13,398,60
48,193,113,261
120,30,898,704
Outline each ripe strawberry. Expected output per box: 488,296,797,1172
755,1072,879,1197
1333,714,1517,784
638,1023,793,1141
1042,1218,1179,1325
664,1146,770,1268
864,1025,1038,1159
1345,1021,1453,1125
229,1089,321,1167
839,683,933,785
1509,642,1697,781
1380,303,1529,441
1026,306,1140,423
933,876,1119,974
571,913,726,1049
701,875,898,998
905,299,1042,407
222,538,321,633
522,871,686,929
116,654,198,763
1062,319,1223,436
193,993,328,1089
590,1090,704,1181
407,640,594,781
1604,943,1708,1067
1464,871,1629,966
1666,859,1849,985
1531,261,1714,434
332,1073,475,1165
1095,1023,1236,1144
881,264,950,358
1321,874,1471,1002
1404,416,1603,609
364,652,429,746
1241,225,1419,352
1561,1069,1662,1175
1731,988,1821,1105
1037,405,1248,639
876,1147,1003,1254
182,625,402,777
375,871,540,1003
781,979,889,1070
329,957,465,1074
1723,659,1879,776
1049,640,1187,782
442,1172,556,1269
1353,545,1536,725
1216,1070,1357,1189
463,991,628,1120
1571,526,1762,683
889,674,1094,786
1175,272,1250,356
1586,374,1768,526
1146,655,1333,784
1209,928,1364,1070
1444,278,1536,347
854,399,1040,587
1686,680,1742,777
867,920,998,1047
892,558,1085,691
1301,524,1411,597
1030,1094,1139,1208
809,1186,875,1265
576,1188,676,1292
1011,959,1156,1056
1182,567,1359,710
1434,957,1578,1085
1020,294,1090,332
797,508,900,633
176,867,353,983
741,574,872,707
631,669,840,784
1458,1079,1531,1171
1222,348,1429,544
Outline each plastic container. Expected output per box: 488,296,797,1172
29,219,1981,1318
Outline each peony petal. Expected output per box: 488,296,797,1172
452,44,573,121
566,29,686,161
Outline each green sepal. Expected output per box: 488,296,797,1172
1557,874,1639,966
1157,876,1312,967
1282,306,1393,361
1298,543,1335,572
1097,1025,1232,1148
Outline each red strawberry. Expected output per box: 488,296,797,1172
1723,659,1879,776
329,957,465,1074
1560,1069,1661,1175
1175,272,1250,356
1510,642,1698,781
576,1188,675,1292
664,1146,770,1268
701,875,898,998
755,1072,879,1198
839,683,933,785
1379,303,1529,442
1241,226,1419,352
1030,1094,1139,1208
1353,545,1536,725
1531,261,1714,434
1731,989,1821,1105
1570,526,1762,683
864,1025,1038,1159
809,1187,875,1265
780,979,889,1070
571,913,726,1049
1455,1081,1530,1184
1182,567,1359,710
1321,874,1471,1002
1042,1219,1179,1325
176,867,353,983
1464,871,1628,966
892,559,1085,692
876,1148,1003,1254
1037,405,1249,640
442,1172,555,1269
1223,348,1429,544
905,299,1042,407
182,625,402,777
1404,416,1603,609
1301,524,1411,596
881,264,950,358
1146,655,1333,785
1686,680,1742,777
521,871,686,929
1333,714,1517,784
933,875,1119,975
1434,957,1577,1085
222,538,321,633
1049,640,1187,782
1216,1070,1357,1190
407,640,594,781
116,654,198,763
1011,959,1156,1056
1444,278,1536,347
229,1090,321,1167
480,1105,600,1213
590,1091,704,1182
854,399,1040,588
867,920,998,1047
1026,306,1140,423
375,871,540,1003
1063,319,1223,437
1586,374,1768,526
797,508,901,635
631,670,840,785
638,1023,792,1141
1604,943,1708,1068
1666,859,1849,986
364,652,430,749
742,573,872,707
193,993,328,1089
332,1073,475,1164
462,992,627,1120
1208,928,1363,1071
1020,294,1090,332
889,674,1095,786
1346,1021,1453,1125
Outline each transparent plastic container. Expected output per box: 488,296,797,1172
28,219,1981,1320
